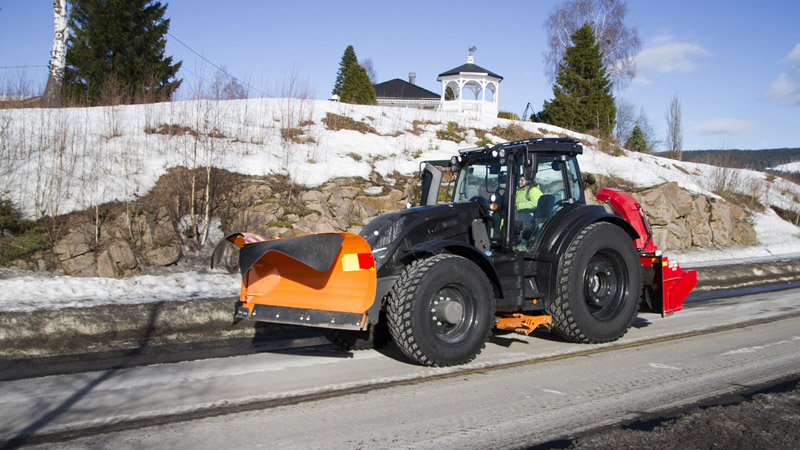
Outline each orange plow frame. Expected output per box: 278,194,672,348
226,232,377,330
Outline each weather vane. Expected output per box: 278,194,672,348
468,46,477,56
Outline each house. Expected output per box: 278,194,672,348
374,73,440,110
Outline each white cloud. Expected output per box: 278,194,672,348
636,41,712,75
765,43,800,105
786,43,800,62
690,119,756,135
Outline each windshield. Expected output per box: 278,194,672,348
453,156,507,204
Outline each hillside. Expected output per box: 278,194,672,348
3,98,800,218
2,99,800,310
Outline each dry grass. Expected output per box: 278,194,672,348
491,124,541,142
322,113,378,134
407,120,440,136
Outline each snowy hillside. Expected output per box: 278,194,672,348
1,98,800,311
3,98,800,218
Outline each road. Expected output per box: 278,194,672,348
2,288,799,449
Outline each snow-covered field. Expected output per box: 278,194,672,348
1,98,799,312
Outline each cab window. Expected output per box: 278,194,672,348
512,154,570,250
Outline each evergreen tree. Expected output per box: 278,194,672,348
64,0,181,105
625,124,649,153
538,23,616,136
339,64,376,105
332,45,358,97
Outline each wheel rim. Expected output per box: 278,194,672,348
583,249,628,321
427,284,476,345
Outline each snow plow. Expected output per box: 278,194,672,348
212,138,696,366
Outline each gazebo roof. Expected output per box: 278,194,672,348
437,62,503,81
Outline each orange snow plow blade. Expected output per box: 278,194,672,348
213,232,377,330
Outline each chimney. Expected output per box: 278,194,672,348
409,72,416,85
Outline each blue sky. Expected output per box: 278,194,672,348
1,0,798,150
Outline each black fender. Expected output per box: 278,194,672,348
408,239,504,300
367,239,502,324
534,204,640,303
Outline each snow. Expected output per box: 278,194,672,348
2,98,800,312
770,161,800,173
0,272,240,312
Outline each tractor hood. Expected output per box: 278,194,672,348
360,202,483,274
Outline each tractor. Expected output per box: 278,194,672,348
212,138,696,366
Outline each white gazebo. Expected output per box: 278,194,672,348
437,54,503,116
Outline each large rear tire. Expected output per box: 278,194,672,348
387,254,494,367
547,222,641,343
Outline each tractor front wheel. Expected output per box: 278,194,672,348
387,254,494,367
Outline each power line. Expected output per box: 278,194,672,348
0,65,48,70
166,31,267,97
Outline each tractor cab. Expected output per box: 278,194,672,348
424,138,586,254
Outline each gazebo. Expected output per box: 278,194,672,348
437,54,503,116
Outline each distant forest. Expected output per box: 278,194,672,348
656,148,800,172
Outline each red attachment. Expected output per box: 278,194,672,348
596,188,657,252
596,188,697,316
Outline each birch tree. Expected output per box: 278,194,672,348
543,0,641,89
42,0,68,107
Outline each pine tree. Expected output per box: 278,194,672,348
339,64,376,105
538,23,616,136
332,45,358,97
64,0,181,105
625,124,649,153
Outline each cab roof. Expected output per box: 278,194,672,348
459,137,583,157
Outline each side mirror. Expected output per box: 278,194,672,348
584,174,596,186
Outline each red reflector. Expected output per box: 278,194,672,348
357,253,375,270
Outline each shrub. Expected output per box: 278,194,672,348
0,194,44,266
497,111,520,120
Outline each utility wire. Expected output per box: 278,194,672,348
167,31,267,97
0,65,49,70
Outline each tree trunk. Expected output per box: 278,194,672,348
42,0,68,108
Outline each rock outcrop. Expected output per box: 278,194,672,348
19,176,755,276
630,182,756,250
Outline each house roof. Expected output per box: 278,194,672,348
374,78,440,100
437,63,503,81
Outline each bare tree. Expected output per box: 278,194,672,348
636,106,660,152
614,97,636,144
543,0,641,89
42,0,68,107
362,58,377,84
665,94,683,160
207,66,248,100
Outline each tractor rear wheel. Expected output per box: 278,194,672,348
387,254,494,367
548,222,641,343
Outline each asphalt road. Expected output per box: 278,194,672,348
3,288,799,449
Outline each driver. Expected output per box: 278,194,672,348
515,175,543,210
